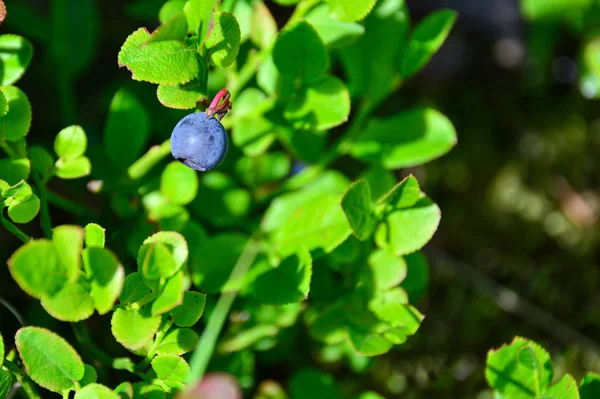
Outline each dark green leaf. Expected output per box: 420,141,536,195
400,9,457,78
79,364,97,387
289,369,342,399
341,180,377,240
28,146,54,178
170,291,206,327
192,233,248,294
16,326,85,393
251,248,312,305
0,157,29,184
400,251,429,303
273,21,328,83
119,272,152,305
580,372,600,399
0,369,14,398
104,88,150,169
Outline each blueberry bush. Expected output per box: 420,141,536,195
0,0,459,397
1,0,598,398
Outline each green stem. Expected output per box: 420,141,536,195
0,138,17,158
185,236,262,387
46,190,96,216
138,319,174,371
128,140,172,181
0,210,31,243
3,359,41,399
31,170,52,239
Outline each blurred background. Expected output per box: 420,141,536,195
1,0,600,397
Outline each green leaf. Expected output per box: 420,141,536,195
147,12,188,44
262,171,350,233
235,151,291,188
50,0,99,77
111,307,161,350
274,194,351,258
192,233,248,294
170,291,206,327
0,85,31,141
339,0,408,101
289,369,342,399
257,53,278,95
0,90,7,117
151,354,190,388
118,28,200,85
400,9,457,78
273,21,328,83
151,271,184,316
119,272,152,305
250,2,277,49
85,223,105,248
205,12,241,68
28,146,54,178
184,0,213,38
54,156,91,179
0,369,14,398
75,383,120,399
350,107,457,169
0,157,29,184
401,251,429,303
41,277,95,322
581,372,600,399
377,175,420,209
0,34,33,85
541,374,579,399
232,115,276,156
305,4,365,48
155,328,199,355
161,161,198,205
159,0,186,23
8,239,67,298
16,327,85,393
79,364,97,387
83,248,125,314
375,196,440,256
518,346,543,373
326,0,377,22
520,0,591,21
190,172,251,228
114,382,133,399
7,193,39,223
104,88,150,169
486,337,553,399
157,78,208,110
341,180,377,240
54,125,87,159
138,242,176,282
251,248,312,305
357,392,385,399
52,224,84,283
284,76,350,131
139,231,189,276
132,382,167,398
367,249,407,291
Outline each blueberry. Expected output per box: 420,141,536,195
170,112,228,172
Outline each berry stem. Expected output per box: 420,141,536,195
206,88,232,121
209,88,228,110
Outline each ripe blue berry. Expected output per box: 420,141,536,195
170,112,228,172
